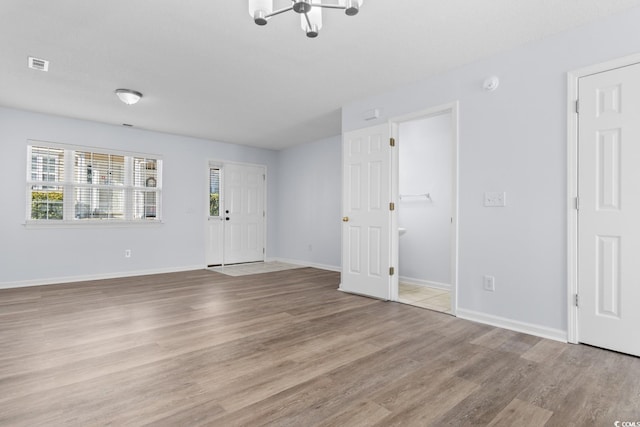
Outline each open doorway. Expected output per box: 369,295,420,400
392,104,458,314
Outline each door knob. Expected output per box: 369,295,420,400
225,217,230,221
342,216,349,222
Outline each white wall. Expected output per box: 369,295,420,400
275,135,342,270
399,114,452,286
0,107,278,287
342,7,640,334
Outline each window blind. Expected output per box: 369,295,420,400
27,143,162,223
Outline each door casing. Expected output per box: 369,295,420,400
389,102,459,314
205,159,267,266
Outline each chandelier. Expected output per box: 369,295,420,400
248,0,363,38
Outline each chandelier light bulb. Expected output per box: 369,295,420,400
301,5,322,38
248,0,273,25
344,0,362,16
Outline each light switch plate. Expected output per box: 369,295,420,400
484,191,506,207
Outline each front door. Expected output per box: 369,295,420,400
340,123,395,300
577,62,640,357
223,163,266,265
205,162,265,266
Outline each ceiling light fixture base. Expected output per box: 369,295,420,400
293,0,312,14
115,89,143,105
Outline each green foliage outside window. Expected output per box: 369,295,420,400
210,193,219,217
31,191,63,220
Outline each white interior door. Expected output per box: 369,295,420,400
577,62,640,356
340,123,394,300
223,163,265,265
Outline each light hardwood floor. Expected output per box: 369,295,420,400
1,268,638,426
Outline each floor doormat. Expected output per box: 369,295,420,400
208,261,304,276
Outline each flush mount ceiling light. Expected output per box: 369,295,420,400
249,0,363,38
115,89,143,105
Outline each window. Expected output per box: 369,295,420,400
27,142,162,224
30,146,64,220
209,167,220,217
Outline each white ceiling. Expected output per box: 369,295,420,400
2,0,640,150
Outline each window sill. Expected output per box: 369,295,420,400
24,220,164,230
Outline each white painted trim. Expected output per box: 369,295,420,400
567,70,579,345
450,103,460,317
0,265,204,290
566,52,640,345
389,101,460,316
399,277,451,291
24,220,163,229
457,308,568,343
267,257,341,272
390,121,399,303
3,258,340,290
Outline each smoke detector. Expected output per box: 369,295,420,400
28,56,49,72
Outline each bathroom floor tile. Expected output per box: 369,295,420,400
398,283,451,314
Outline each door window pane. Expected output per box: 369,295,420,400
210,168,220,217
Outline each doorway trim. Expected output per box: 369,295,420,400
567,52,640,344
205,158,268,267
389,101,460,315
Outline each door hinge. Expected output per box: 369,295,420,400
390,138,396,147
263,248,265,254
575,99,579,114
263,174,266,181
263,210,265,217
574,293,579,307
574,196,580,211
389,267,395,276
389,202,395,211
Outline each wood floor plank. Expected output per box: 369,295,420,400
1,267,639,426
520,338,568,363
370,370,480,426
314,399,391,427
487,398,553,426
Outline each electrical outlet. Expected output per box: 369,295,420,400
124,249,131,258
483,275,495,291
484,192,506,207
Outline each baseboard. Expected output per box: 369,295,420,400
399,276,451,291
0,265,205,290
266,257,341,272
456,308,568,343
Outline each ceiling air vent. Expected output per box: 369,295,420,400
28,56,49,72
